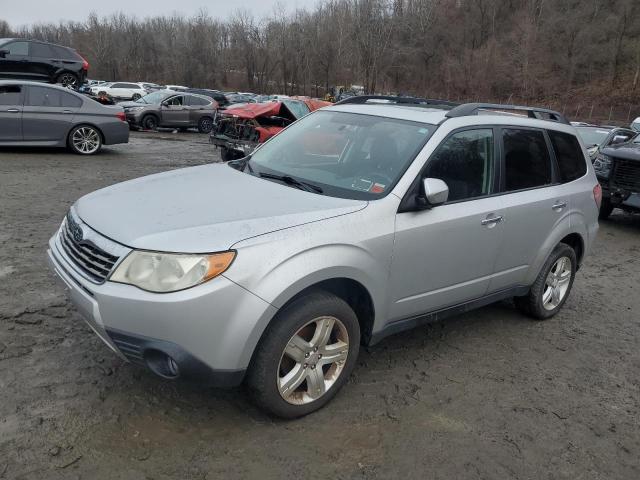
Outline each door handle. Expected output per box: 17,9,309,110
481,215,503,226
552,201,567,211
6,108,20,113
61,109,73,114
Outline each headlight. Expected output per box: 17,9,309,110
128,106,144,112
110,250,236,293
593,153,612,178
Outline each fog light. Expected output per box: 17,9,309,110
144,349,180,379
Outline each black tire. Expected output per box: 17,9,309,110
198,116,214,133
68,125,102,155
141,114,158,131
98,90,107,97
246,290,360,418
515,243,577,320
132,93,142,101
56,72,78,89
599,199,614,220
220,146,240,162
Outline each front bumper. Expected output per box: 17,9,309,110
598,178,640,211
47,230,277,387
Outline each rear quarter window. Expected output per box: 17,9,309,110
548,130,587,183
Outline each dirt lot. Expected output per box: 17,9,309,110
1,131,639,480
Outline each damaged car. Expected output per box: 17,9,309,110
210,98,331,161
594,135,640,219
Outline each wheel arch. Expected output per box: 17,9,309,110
66,122,105,146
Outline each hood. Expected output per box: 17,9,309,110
75,164,366,253
223,102,284,119
601,142,640,162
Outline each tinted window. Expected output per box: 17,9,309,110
548,131,587,183
121,83,138,89
26,86,81,108
186,95,210,106
51,45,78,60
4,41,28,56
282,100,311,119
0,85,21,105
425,129,495,202
503,128,552,191
110,83,124,88
31,42,53,58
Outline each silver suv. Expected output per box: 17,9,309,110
47,101,600,418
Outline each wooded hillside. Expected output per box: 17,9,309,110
2,0,640,110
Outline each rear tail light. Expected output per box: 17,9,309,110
80,56,89,71
116,111,126,122
593,183,602,209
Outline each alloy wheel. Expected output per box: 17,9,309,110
199,118,213,132
542,256,572,310
59,73,77,88
72,127,100,154
277,316,349,405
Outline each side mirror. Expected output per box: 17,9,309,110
419,178,449,207
611,135,629,145
0,49,9,58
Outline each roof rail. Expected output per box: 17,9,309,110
445,103,570,125
335,95,459,109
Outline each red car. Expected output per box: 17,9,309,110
210,98,331,161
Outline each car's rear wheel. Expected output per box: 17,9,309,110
246,290,360,418
56,72,78,89
599,199,614,220
68,125,102,155
132,93,142,101
515,243,577,320
198,116,214,133
141,114,158,131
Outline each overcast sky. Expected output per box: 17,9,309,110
1,0,321,28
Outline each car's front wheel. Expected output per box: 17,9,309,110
68,125,102,155
132,93,142,101
140,114,158,131
246,290,360,418
515,243,577,320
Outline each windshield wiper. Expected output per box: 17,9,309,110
259,172,323,194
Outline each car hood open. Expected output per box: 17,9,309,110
75,164,367,253
601,142,640,162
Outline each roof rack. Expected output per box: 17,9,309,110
335,95,459,109
445,103,570,125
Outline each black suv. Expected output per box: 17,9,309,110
594,136,640,219
0,39,88,89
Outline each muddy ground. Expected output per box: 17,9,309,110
0,131,639,480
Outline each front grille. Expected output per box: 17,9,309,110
612,158,640,192
59,217,119,283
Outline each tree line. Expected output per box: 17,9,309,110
1,0,640,106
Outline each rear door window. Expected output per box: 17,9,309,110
548,130,587,183
186,96,210,106
31,42,53,58
0,85,22,105
111,83,124,88
25,85,81,107
501,128,553,191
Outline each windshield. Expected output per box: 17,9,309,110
136,91,169,104
246,110,435,200
575,127,611,147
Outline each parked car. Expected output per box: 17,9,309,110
0,38,88,88
90,82,147,100
593,135,640,219
165,84,188,92
573,124,636,159
0,80,129,154
211,98,331,160
47,101,599,417
184,88,229,107
121,90,216,133
631,116,640,132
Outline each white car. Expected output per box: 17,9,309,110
165,84,188,92
90,82,147,100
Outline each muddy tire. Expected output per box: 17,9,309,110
515,243,577,320
141,114,158,131
599,199,614,220
246,290,360,418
